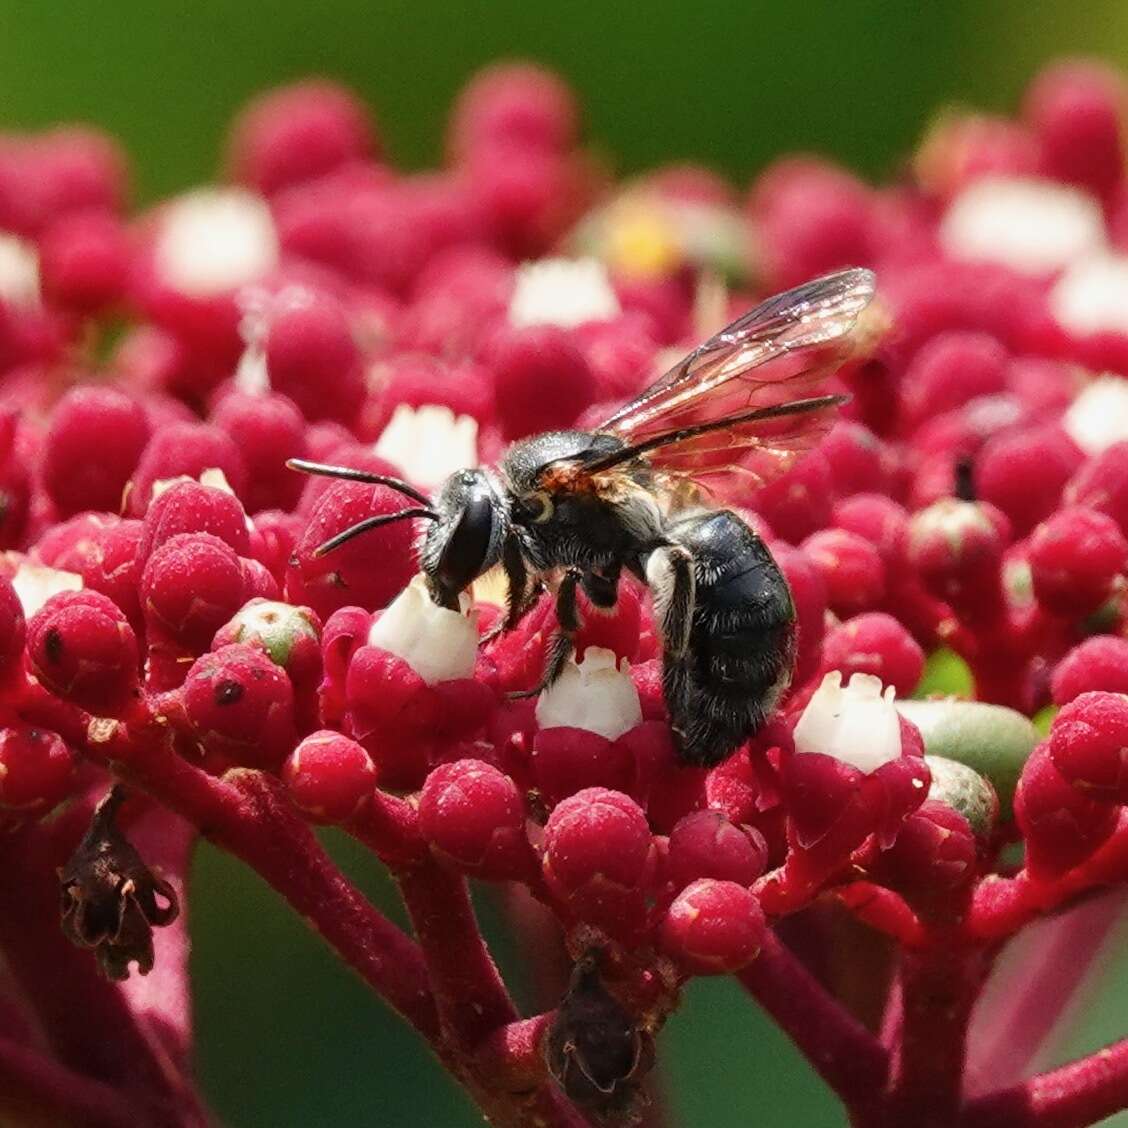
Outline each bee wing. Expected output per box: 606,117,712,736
597,267,876,442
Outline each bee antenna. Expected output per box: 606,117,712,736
312,507,439,557
286,459,433,507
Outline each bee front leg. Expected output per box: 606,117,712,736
506,569,582,698
645,544,696,658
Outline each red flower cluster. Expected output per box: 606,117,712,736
3,55,1128,1128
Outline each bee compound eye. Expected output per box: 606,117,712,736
525,490,555,523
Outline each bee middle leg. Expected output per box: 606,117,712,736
507,566,621,698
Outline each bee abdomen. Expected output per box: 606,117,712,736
659,510,796,767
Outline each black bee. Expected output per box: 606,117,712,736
290,267,876,766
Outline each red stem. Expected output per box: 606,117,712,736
0,1034,143,1128
738,928,889,1108
885,942,991,1127
960,1037,1128,1127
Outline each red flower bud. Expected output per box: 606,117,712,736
130,422,248,515
800,529,886,618
820,420,895,497
0,572,25,670
664,811,768,893
542,787,656,941
140,479,251,560
820,613,925,698
658,878,766,975
769,543,827,688
1064,443,1128,534
209,390,308,514
180,643,296,769
283,730,377,823
26,590,139,714
753,451,834,544
42,386,150,516
0,726,75,817
286,481,418,619
531,727,634,808
1029,506,1128,616
486,324,596,441
1015,741,1118,880
38,211,129,313
900,331,1009,432
418,759,533,880
227,80,377,196
1048,691,1128,802
1052,636,1128,704
141,532,247,651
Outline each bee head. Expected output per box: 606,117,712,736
421,469,506,608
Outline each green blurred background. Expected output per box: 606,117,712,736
3,2,1128,1124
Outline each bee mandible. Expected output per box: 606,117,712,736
290,267,877,766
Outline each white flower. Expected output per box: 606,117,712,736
939,177,1105,275
1063,375,1128,454
507,257,620,328
374,404,478,490
10,560,82,618
536,647,642,741
1051,253,1128,338
0,233,39,307
155,188,279,298
793,671,902,773
368,573,478,685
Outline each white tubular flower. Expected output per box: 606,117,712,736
10,561,82,618
374,404,478,490
368,573,479,685
793,671,902,773
1051,253,1128,338
155,188,279,298
507,257,621,328
1063,375,1128,455
939,176,1105,275
0,233,40,307
536,647,642,741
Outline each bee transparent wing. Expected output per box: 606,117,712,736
597,267,876,442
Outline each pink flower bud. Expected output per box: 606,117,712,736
900,331,1009,432
264,290,365,424
0,726,75,817
39,210,129,313
486,324,596,441
542,787,656,941
659,879,766,975
319,605,372,726
1015,741,1118,880
42,386,150,516
820,613,925,697
361,355,495,439
1048,691,1128,802
1025,60,1126,201
141,532,247,651
907,498,1010,614
1064,443,1128,534
227,80,377,196
664,810,768,893
418,759,534,880
180,643,296,769
26,590,139,714
129,422,248,515
832,494,910,567
448,62,578,161
209,390,308,513
769,543,827,688
800,529,886,619
283,730,377,823
238,556,279,601
914,113,1041,201
820,421,895,498
248,510,302,583
531,727,634,807
872,799,977,914
704,747,772,828
286,481,418,619
140,480,251,560
1052,636,1128,704
976,425,1085,536
1029,506,1128,616
753,451,834,545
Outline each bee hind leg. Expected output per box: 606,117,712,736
645,544,696,658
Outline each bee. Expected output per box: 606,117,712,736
290,267,876,766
